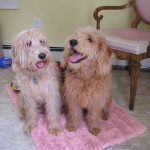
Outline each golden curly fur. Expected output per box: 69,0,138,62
61,26,115,136
11,28,62,135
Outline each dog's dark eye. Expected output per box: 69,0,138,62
40,40,43,44
27,41,32,47
87,38,92,42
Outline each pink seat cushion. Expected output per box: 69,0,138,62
99,28,150,55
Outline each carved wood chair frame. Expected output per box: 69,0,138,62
93,0,150,110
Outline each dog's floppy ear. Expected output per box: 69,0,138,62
96,36,116,77
61,48,69,68
10,44,20,73
61,36,72,69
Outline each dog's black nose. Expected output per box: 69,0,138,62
38,53,46,59
70,39,78,47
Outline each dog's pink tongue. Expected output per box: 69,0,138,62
37,61,44,68
70,53,82,62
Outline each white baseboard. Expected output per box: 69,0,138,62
51,51,62,62
3,49,11,58
3,49,150,68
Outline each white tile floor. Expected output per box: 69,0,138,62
0,67,150,150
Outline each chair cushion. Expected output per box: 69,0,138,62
99,28,150,55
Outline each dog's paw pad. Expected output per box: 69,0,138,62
89,127,101,136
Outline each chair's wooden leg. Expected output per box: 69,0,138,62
129,61,141,110
128,59,131,75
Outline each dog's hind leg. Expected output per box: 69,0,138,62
18,95,26,120
102,95,112,120
22,96,38,133
45,93,62,135
66,104,82,132
86,106,102,136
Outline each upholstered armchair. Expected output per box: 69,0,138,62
93,0,150,110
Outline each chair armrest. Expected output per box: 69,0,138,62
93,1,133,29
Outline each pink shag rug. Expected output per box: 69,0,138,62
5,83,146,150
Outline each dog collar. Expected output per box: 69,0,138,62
68,68,73,72
63,64,73,73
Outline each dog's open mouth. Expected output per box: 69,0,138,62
37,61,45,68
70,50,87,63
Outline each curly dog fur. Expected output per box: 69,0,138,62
11,28,62,135
61,26,115,136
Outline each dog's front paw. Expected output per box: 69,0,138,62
23,122,37,133
89,127,101,136
48,126,62,135
102,112,110,120
66,123,78,132
18,114,25,120
18,109,25,120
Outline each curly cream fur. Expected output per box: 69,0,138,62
11,28,62,135
61,26,115,136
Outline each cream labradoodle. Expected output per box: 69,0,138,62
11,28,62,135
61,26,115,136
